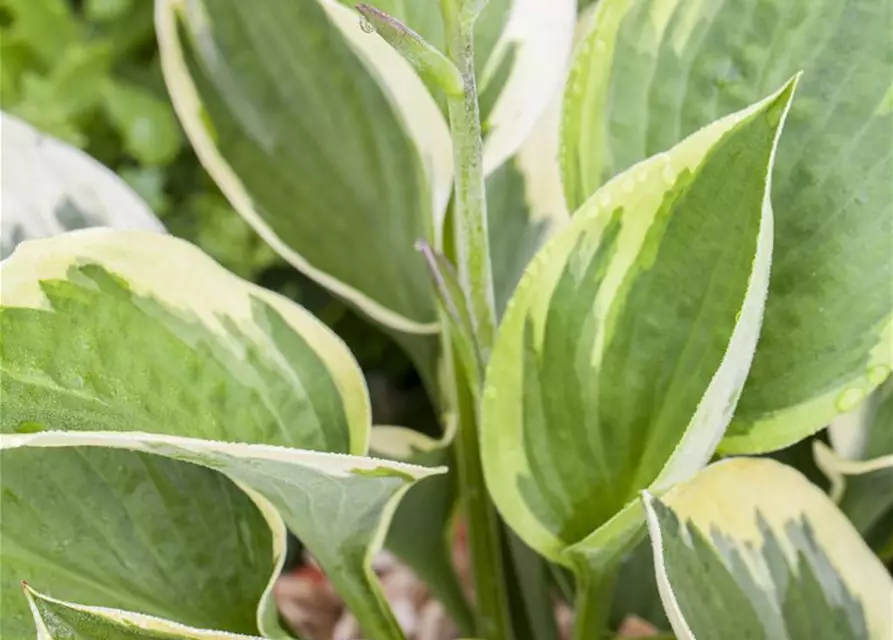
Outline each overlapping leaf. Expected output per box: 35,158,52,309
24,584,265,640
816,378,893,556
0,229,441,639
156,0,577,335
561,0,893,453
0,110,164,259
156,0,450,334
481,79,796,574
488,88,570,319
0,447,280,639
342,0,577,175
371,425,474,634
644,458,893,639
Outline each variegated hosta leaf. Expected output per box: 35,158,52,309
478,0,577,175
488,83,570,319
156,0,450,334
643,458,893,640
0,229,441,639
481,80,796,571
1,229,368,455
344,0,577,176
488,2,596,318
25,584,265,640
561,0,893,453
817,378,893,556
1,447,280,639
0,111,164,259
3,431,442,640
371,425,474,635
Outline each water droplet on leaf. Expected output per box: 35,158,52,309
836,387,866,413
359,16,375,33
867,364,890,385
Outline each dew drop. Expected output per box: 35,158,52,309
359,16,375,33
867,364,891,385
598,192,612,208
484,386,497,400
836,387,866,413
622,179,635,193
662,164,676,185
594,38,606,52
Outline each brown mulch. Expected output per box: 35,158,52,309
274,522,661,640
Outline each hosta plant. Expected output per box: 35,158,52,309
1,0,891,639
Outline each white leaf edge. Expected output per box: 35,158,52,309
0,227,373,457
24,583,265,640
155,0,448,334
482,0,577,176
644,458,893,640
641,491,696,640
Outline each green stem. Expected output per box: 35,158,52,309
572,566,618,640
503,529,560,640
330,564,408,640
440,0,497,358
451,352,513,640
438,1,508,637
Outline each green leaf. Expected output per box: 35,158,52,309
416,241,484,392
481,79,797,572
608,540,669,633
371,425,475,635
5,431,441,640
39,42,113,117
85,0,134,23
24,583,265,639
816,380,893,555
0,112,164,260
643,458,893,639
100,78,183,166
0,229,441,639
156,0,451,334
2,0,81,66
560,0,893,453
1,448,280,638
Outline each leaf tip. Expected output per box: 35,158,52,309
765,71,802,129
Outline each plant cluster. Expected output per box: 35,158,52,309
1,0,891,639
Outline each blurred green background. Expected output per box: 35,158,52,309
0,0,438,432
